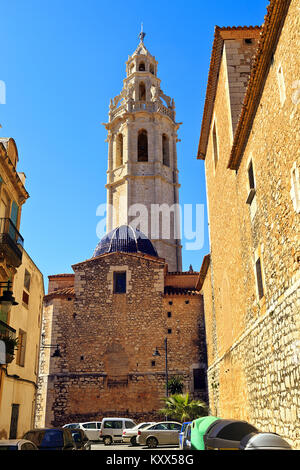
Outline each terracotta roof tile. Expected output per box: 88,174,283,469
164,286,201,296
44,287,75,300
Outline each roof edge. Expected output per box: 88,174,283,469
197,25,261,161
72,250,166,269
227,0,292,170
196,254,211,291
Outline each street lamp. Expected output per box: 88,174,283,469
0,281,18,319
153,337,169,397
41,334,62,358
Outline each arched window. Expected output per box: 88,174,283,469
138,129,148,162
116,134,123,167
139,82,146,101
150,64,154,75
162,134,170,167
139,62,145,71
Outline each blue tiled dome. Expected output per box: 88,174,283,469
93,225,158,258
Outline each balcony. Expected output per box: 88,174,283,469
0,319,17,364
0,218,24,267
109,100,176,122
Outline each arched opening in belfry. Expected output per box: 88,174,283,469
139,62,145,71
150,64,154,75
138,129,148,162
139,82,146,101
116,134,123,167
162,134,170,167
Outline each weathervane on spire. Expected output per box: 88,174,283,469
139,23,146,43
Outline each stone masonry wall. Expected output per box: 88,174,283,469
202,1,300,449
38,252,206,427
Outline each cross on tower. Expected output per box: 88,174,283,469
139,23,146,43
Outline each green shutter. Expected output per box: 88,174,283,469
9,201,19,241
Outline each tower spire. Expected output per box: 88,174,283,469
139,23,146,43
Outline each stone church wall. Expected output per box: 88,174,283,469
37,252,206,426
202,0,300,448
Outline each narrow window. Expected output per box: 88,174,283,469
139,82,146,101
114,272,126,294
255,258,264,300
22,269,31,307
167,328,172,335
277,65,286,106
167,312,172,318
24,269,31,292
9,404,19,439
212,122,218,169
22,291,29,307
150,64,154,75
162,134,170,167
139,62,145,71
248,161,255,189
246,160,256,205
16,330,27,367
138,129,148,162
115,134,123,167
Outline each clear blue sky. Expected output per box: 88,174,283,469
1,0,268,289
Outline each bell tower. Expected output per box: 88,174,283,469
104,30,182,272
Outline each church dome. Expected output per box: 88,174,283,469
93,225,158,258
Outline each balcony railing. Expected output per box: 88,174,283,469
0,218,24,267
109,100,175,122
0,319,16,340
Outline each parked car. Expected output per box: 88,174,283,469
62,423,80,429
100,417,136,445
69,429,91,450
23,428,76,451
182,423,192,450
63,421,102,441
0,439,38,450
136,421,182,448
179,421,192,449
122,422,156,446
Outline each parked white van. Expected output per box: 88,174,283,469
100,417,136,445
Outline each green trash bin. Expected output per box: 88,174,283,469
190,416,220,450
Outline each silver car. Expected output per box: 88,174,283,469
122,422,156,446
63,421,102,441
136,421,182,448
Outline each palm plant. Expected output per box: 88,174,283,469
159,393,208,422
167,375,184,395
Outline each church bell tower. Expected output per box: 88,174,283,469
104,29,182,272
